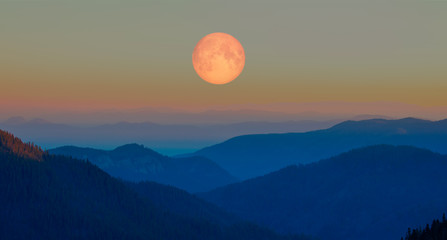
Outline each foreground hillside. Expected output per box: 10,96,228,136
0,130,307,240
50,144,237,192
193,118,447,179
199,145,447,240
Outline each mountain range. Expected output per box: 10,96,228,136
49,144,236,193
0,129,308,240
192,118,447,179
3,117,447,239
199,145,447,240
2,101,445,125
0,117,338,155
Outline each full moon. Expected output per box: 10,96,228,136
192,32,245,85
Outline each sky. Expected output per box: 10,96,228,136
1,0,446,122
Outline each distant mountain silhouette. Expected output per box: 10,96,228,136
193,118,447,179
199,145,447,240
50,144,237,192
0,117,338,155
0,129,309,240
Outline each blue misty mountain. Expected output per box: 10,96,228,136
49,144,237,192
198,145,447,240
0,117,338,155
192,118,447,179
0,129,309,240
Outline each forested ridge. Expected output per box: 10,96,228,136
200,145,447,240
194,118,447,179
50,144,237,193
0,130,44,160
0,130,309,240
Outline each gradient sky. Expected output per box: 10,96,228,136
1,0,446,118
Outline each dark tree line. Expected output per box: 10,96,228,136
403,214,447,240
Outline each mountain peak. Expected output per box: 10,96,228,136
327,118,439,134
111,143,164,159
50,142,237,192
193,117,447,179
113,143,145,151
